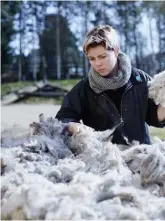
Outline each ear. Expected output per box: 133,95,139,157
114,46,119,57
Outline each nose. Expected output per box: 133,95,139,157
95,59,102,67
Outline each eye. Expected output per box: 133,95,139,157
89,58,94,61
100,56,106,59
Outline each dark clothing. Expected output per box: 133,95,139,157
56,67,165,145
105,84,128,114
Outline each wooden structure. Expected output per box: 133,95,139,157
2,82,69,105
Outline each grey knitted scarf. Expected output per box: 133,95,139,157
88,52,132,93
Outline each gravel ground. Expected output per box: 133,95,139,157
1,104,61,137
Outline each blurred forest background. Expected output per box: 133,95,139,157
1,0,165,83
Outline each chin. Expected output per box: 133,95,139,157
97,71,108,76
100,72,112,78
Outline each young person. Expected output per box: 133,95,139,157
56,25,165,145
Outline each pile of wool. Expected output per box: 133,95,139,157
1,116,165,220
148,70,165,106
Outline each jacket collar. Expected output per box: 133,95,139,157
130,67,144,85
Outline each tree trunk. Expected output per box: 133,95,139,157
83,3,89,77
56,2,61,80
148,9,158,75
32,11,37,81
18,7,22,82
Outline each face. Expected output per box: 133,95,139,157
87,45,119,77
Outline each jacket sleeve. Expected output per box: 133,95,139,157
56,79,87,123
140,71,165,128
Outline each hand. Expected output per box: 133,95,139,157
157,105,165,122
67,122,83,136
67,122,94,136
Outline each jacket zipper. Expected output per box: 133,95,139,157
102,84,133,128
120,84,133,122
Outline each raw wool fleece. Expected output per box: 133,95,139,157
1,71,165,220
148,70,165,107
1,116,165,220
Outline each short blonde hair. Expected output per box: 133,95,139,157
83,25,119,54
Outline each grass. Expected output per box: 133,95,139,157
149,127,165,140
1,81,33,96
1,79,81,104
50,79,81,87
16,96,63,105
1,79,81,97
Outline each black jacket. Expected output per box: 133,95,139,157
56,67,165,144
